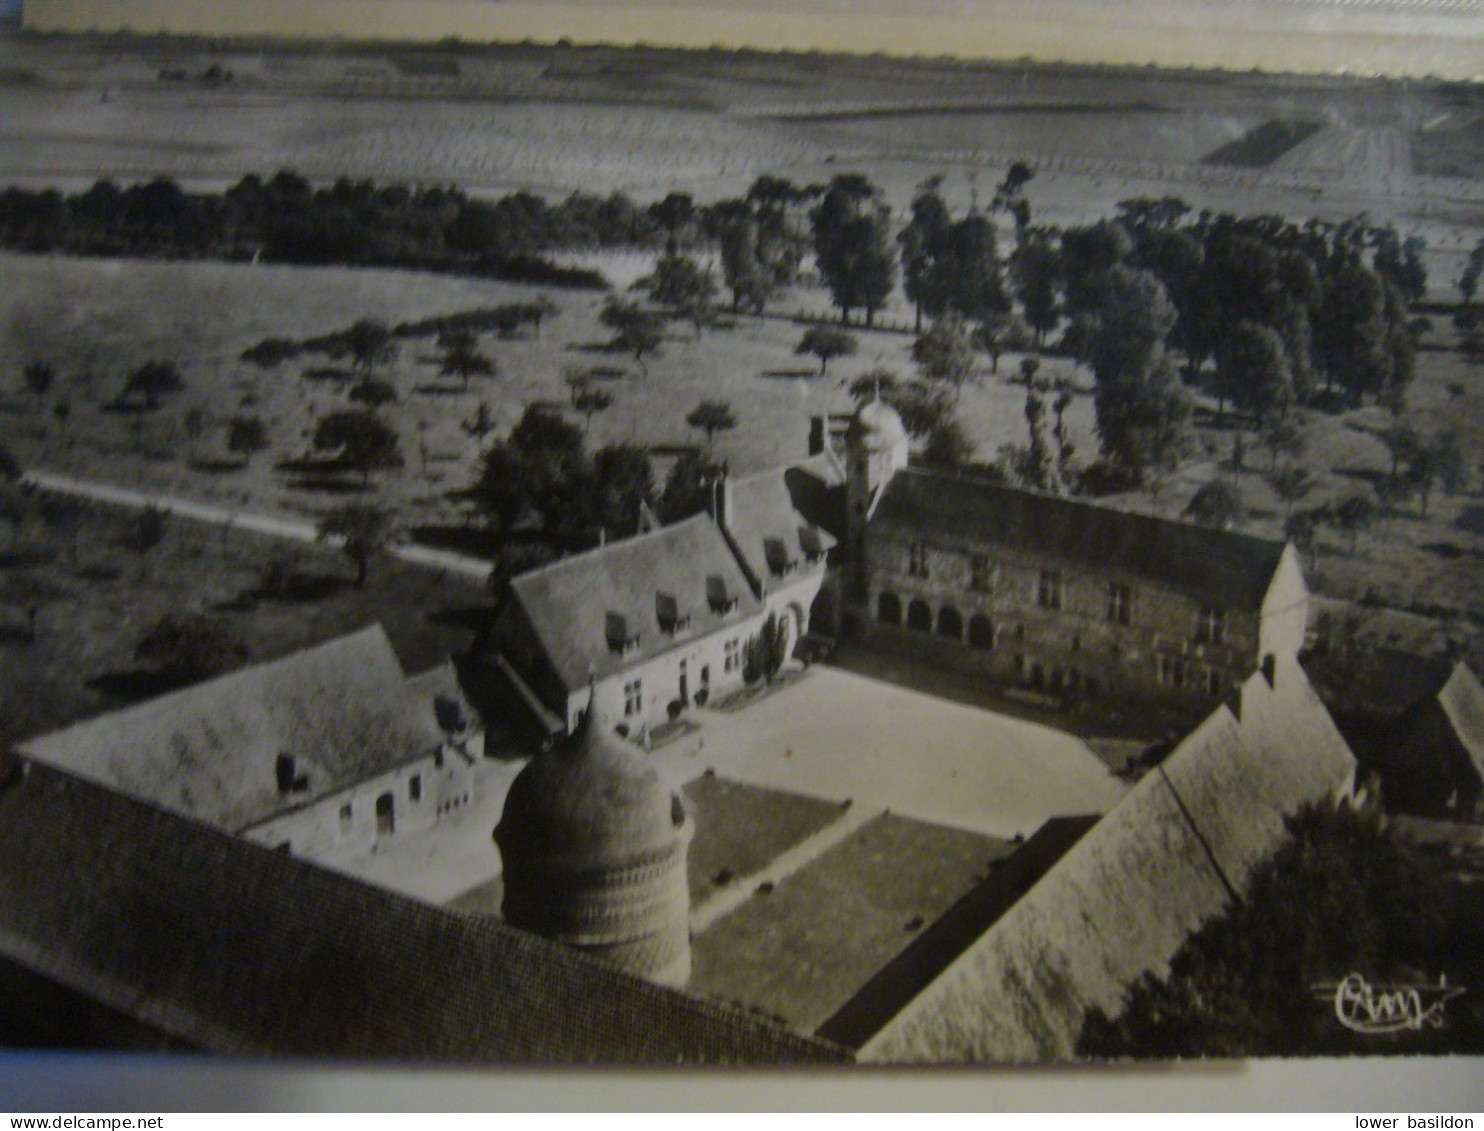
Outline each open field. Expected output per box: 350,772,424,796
0,248,1102,513
0,497,487,756
2,36,1480,298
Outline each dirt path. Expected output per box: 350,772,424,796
22,468,495,582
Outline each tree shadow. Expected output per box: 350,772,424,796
426,604,495,634
302,366,355,383
276,455,347,475
413,384,465,397
1455,505,1484,536
0,548,57,571
87,668,179,702
1332,466,1387,486
583,367,627,381
760,367,819,380
408,524,499,557
75,563,122,582
0,625,32,646
284,476,369,495
189,457,248,474
1420,542,1478,561
248,571,350,604
567,341,625,355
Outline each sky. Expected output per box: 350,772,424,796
18,0,1484,78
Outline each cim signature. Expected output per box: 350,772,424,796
1312,973,1467,1035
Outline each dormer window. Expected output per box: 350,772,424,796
764,537,798,577
656,591,691,636
605,612,641,656
707,575,739,615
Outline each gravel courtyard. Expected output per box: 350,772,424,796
654,665,1129,839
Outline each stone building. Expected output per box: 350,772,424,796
15,625,480,861
496,706,693,987
829,397,1308,706
462,469,833,743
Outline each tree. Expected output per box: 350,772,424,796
1259,414,1306,472
313,411,402,486
589,444,655,539
438,330,496,391
1184,478,1243,529
318,502,397,587
182,406,208,459
898,176,951,332
227,415,270,463
572,384,615,435
600,298,666,375
1214,320,1293,423
976,309,1031,375
913,312,978,400
1012,231,1061,347
1459,237,1484,305
52,400,71,444
1333,493,1376,552
648,253,718,339
123,359,184,410
0,442,20,482
348,377,398,408
719,218,777,316
922,418,976,471
810,174,897,326
462,401,498,444
795,325,857,375
657,451,723,525
22,360,54,412
134,613,246,686
36,492,87,567
3,570,66,644
744,612,791,685
122,504,170,577
686,401,737,456
345,318,396,379
1266,463,1314,520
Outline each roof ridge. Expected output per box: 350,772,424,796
894,466,1288,553
510,513,720,587
17,623,400,752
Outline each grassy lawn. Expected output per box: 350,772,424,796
682,773,846,908
690,811,1007,1032
0,494,487,754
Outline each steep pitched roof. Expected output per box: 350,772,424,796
0,764,849,1065
16,625,442,832
859,654,1355,1064
724,469,837,586
873,469,1290,610
504,515,762,691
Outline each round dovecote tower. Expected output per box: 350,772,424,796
845,396,910,589
494,711,693,987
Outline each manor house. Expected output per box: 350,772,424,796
821,397,1310,707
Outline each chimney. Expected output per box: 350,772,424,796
712,468,734,530
808,415,826,457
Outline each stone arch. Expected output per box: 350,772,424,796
968,613,995,650
907,598,932,633
937,606,963,640
877,591,901,626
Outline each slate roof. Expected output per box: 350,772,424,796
1435,662,1484,783
873,468,1290,610
723,469,837,587
859,653,1355,1064
0,764,849,1064
505,515,762,691
16,625,443,832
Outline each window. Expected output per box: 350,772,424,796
1038,571,1062,611
409,774,422,803
968,613,995,650
339,802,353,836
908,541,930,579
723,639,742,673
623,678,643,717
877,592,902,626
1197,606,1227,646
1157,655,1187,690
970,555,993,594
1205,668,1223,696
1106,583,1132,625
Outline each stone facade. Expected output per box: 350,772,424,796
836,400,1307,706
240,741,479,860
